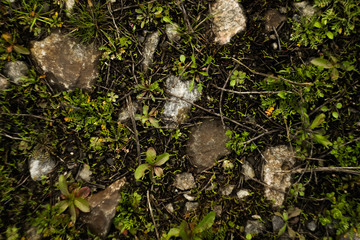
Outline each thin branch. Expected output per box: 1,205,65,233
281,167,360,175
232,58,313,87
147,190,160,240
0,133,30,141
213,84,294,95
219,67,238,126
126,97,141,165
1,112,54,122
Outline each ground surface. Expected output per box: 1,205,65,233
0,0,360,239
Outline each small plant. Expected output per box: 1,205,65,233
134,77,163,102
134,147,170,181
135,105,160,128
311,55,356,81
0,32,30,61
289,183,305,198
226,130,257,155
135,2,171,29
230,70,248,88
114,190,152,236
274,207,302,239
163,211,216,240
99,31,132,62
56,174,90,224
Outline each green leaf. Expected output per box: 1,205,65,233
179,221,191,240
163,16,172,23
336,103,342,109
58,175,70,196
332,111,339,119
314,21,322,28
56,200,69,214
13,45,30,55
277,92,287,99
1,32,12,43
191,53,197,68
194,211,216,234
313,134,332,148
154,152,170,166
331,68,339,81
166,228,180,239
69,203,77,224
180,55,186,63
326,31,334,39
310,113,326,130
74,198,90,213
310,58,333,68
288,207,302,219
278,224,287,235
134,164,151,180
288,226,296,238
146,147,157,163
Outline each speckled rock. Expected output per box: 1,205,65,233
245,220,266,236
80,178,126,239
142,31,160,71
165,23,181,42
3,61,28,84
264,9,287,32
210,0,246,45
30,32,101,91
0,75,8,89
237,189,251,199
187,120,230,171
185,202,199,212
293,1,316,17
163,75,201,125
242,161,255,180
173,173,196,190
263,145,295,206
29,145,56,181
220,184,235,196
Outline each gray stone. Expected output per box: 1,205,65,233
264,9,287,32
29,145,56,181
236,189,251,199
263,145,295,206
0,75,8,89
165,23,181,42
78,164,92,182
185,202,199,212
211,0,246,45
118,102,138,123
173,173,196,190
30,32,101,91
80,178,126,239
339,231,360,240
213,205,222,217
307,221,317,232
220,184,235,196
165,203,174,213
242,161,255,180
293,1,316,17
245,220,266,236
162,75,201,125
272,215,285,232
142,31,160,71
3,61,28,84
187,120,230,171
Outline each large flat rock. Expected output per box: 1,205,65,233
30,32,101,91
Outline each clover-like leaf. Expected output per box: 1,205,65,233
154,152,170,166
58,175,70,196
74,198,90,213
134,163,151,180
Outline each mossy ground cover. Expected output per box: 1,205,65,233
0,0,359,239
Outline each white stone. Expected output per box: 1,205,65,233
242,161,255,180
165,23,181,42
263,145,295,206
221,184,235,196
142,31,160,71
165,203,174,213
293,1,316,17
237,189,251,199
4,61,28,84
65,0,75,15
0,76,8,90
173,173,196,190
185,202,199,212
29,146,56,181
211,0,246,45
79,164,92,182
163,76,200,125
183,193,196,201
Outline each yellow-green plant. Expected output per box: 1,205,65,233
56,175,90,224
134,147,169,181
